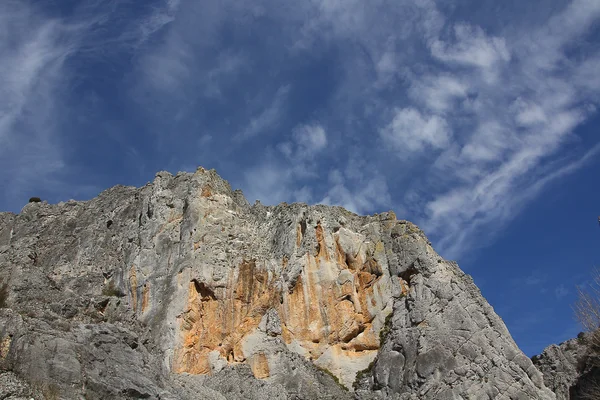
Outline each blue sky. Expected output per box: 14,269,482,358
1,0,599,356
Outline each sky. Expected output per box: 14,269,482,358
0,0,599,356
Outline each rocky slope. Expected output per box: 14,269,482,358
0,167,556,399
533,331,599,399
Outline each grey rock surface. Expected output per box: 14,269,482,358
533,331,599,399
353,240,554,399
0,167,555,399
0,371,40,399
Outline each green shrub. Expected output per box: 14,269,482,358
379,312,393,344
353,359,376,390
316,365,348,391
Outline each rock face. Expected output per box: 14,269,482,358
533,331,599,399
0,168,555,399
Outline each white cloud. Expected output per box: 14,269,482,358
524,272,547,287
380,108,451,153
140,44,191,93
430,23,510,78
243,162,294,205
242,160,319,206
133,0,180,46
237,85,290,140
277,123,328,164
0,0,190,209
573,56,600,96
516,0,600,73
133,1,253,108
383,1,600,259
320,169,391,215
0,2,78,205
293,124,327,153
426,142,600,259
204,51,248,98
459,121,516,163
409,74,469,113
512,98,547,127
555,284,569,299
242,122,328,205
376,50,398,81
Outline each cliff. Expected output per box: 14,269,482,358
0,167,556,399
533,331,600,399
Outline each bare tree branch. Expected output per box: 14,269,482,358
573,267,600,399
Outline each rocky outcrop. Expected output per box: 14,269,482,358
533,331,600,399
0,167,555,399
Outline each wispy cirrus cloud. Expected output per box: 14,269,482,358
320,169,392,215
243,122,329,206
264,0,600,259
0,2,75,204
410,0,600,258
133,0,180,47
0,0,187,208
429,24,510,83
237,85,291,140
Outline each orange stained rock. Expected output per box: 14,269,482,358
167,211,184,224
0,336,10,359
201,185,212,198
141,283,150,313
250,352,270,379
334,236,347,268
339,280,353,299
173,279,220,374
296,223,303,247
333,234,363,270
399,277,409,297
328,343,378,360
384,211,397,229
333,300,363,342
363,257,382,276
174,260,280,374
281,258,325,352
341,322,380,351
157,212,183,234
129,265,138,313
174,226,393,383
315,222,329,260
193,234,206,251
280,251,382,355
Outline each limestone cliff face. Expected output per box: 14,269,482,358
533,331,600,399
0,168,555,399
